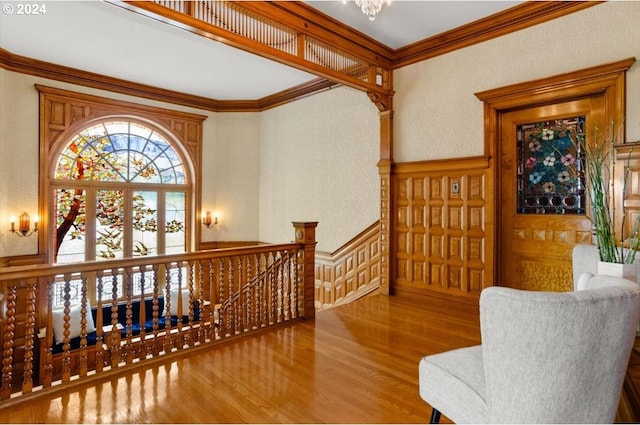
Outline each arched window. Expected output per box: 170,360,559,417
53,120,189,264
38,86,205,306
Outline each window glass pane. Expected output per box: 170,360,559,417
128,122,153,139
516,117,586,215
133,191,158,256
96,189,124,259
133,269,155,296
166,192,186,254
53,277,81,307
130,142,161,183
55,188,87,264
97,273,123,302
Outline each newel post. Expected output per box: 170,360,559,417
293,222,318,319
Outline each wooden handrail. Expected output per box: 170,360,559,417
0,222,318,402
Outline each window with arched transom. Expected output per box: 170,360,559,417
53,120,190,264
39,86,205,305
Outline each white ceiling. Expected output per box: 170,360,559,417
0,0,523,101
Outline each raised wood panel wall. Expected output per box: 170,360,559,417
314,222,381,310
393,157,493,304
615,142,640,247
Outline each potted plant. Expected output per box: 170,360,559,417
576,123,640,278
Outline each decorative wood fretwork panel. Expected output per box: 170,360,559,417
38,85,206,166
393,157,493,303
314,222,381,310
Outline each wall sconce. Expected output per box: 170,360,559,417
10,212,38,237
202,211,218,228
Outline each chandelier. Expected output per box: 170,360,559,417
346,0,392,21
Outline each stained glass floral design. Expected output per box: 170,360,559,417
516,117,586,214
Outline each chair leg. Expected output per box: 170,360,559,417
429,408,441,424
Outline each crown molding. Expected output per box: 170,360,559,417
0,48,335,113
0,1,601,111
392,1,601,69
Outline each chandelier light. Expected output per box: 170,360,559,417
345,0,392,21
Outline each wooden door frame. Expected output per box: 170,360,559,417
474,57,636,286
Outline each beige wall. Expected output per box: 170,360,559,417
258,86,380,251
394,1,640,162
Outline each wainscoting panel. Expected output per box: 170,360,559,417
393,157,494,304
315,222,380,310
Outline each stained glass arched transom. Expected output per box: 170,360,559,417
55,121,185,184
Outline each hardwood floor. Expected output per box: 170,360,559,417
0,295,480,424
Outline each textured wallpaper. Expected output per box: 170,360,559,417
259,86,380,252
394,1,640,162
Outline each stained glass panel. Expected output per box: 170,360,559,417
516,117,586,215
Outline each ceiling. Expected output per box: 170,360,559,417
0,0,523,101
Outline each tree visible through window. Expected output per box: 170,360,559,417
53,121,188,263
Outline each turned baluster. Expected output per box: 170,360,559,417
209,258,218,341
95,271,104,374
218,257,225,338
110,271,121,368
138,266,148,361
259,253,267,328
236,256,244,334
278,252,285,323
22,281,36,394
188,261,196,347
269,252,277,325
282,251,291,321
1,284,16,400
175,264,185,350
197,260,206,344
163,265,173,354
61,274,72,382
246,254,254,331
228,257,234,336
42,280,54,387
124,267,134,364
78,274,89,377
151,264,161,356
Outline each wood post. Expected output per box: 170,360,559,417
293,222,318,319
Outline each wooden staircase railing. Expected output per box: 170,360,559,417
314,221,381,310
0,222,317,404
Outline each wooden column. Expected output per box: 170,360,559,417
293,222,318,319
371,89,394,296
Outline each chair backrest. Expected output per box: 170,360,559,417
480,282,640,423
571,244,599,289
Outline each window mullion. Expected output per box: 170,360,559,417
123,189,133,257
157,190,166,255
86,188,97,261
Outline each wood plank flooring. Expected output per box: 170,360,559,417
0,294,480,424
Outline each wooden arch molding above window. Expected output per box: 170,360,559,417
36,85,207,261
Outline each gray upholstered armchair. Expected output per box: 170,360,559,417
418,277,640,423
